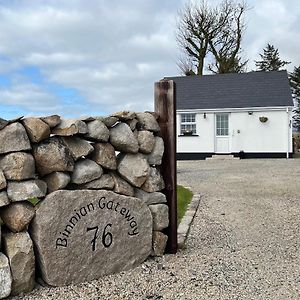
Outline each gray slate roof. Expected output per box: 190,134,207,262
166,71,293,110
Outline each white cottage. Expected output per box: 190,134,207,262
168,71,293,159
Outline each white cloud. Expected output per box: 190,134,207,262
0,0,179,116
0,82,60,113
0,0,299,117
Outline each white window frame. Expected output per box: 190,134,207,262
180,113,196,135
216,114,229,136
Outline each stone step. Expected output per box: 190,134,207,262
206,154,240,160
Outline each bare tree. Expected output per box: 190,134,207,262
176,0,248,75
208,0,248,73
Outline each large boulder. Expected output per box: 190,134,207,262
97,116,118,127
44,172,70,193
7,180,47,202
0,123,31,154
111,111,136,120
33,138,74,176
151,231,168,257
134,189,167,205
117,153,150,187
60,137,94,160
52,119,88,136
0,253,12,299
109,123,139,153
80,174,114,190
40,115,61,128
0,152,35,181
137,131,155,154
147,137,164,165
92,143,117,170
141,167,165,193
2,232,35,296
148,204,169,231
30,190,153,286
111,173,134,196
136,113,160,132
0,191,9,208
71,159,103,184
85,120,109,142
0,202,35,232
22,118,51,143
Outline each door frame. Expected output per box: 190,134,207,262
214,113,231,153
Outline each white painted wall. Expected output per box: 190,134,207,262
177,108,293,154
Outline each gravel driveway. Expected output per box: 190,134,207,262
12,159,300,300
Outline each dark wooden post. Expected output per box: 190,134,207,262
154,80,177,254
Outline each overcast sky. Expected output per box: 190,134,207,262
0,0,299,119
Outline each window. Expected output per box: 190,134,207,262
216,114,229,136
180,113,196,135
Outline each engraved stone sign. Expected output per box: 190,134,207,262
30,190,153,286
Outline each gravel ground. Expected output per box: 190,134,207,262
12,159,300,300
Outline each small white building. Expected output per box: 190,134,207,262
169,71,293,159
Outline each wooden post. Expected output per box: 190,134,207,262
154,80,177,254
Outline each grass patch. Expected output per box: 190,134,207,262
177,185,193,225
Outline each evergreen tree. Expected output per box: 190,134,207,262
255,44,290,71
290,66,300,131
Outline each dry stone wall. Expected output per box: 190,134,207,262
0,112,168,297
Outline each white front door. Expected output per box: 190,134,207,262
215,114,230,153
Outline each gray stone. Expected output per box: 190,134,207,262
61,137,94,160
52,119,88,136
85,120,109,142
111,111,136,120
0,123,31,154
7,117,24,124
0,191,10,207
0,252,12,299
92,143,117,170
7,180,47,202
22,117,51,143
0,202,35,232
141,168,165,193
98,116,118,127
41,115,61,128
80,174,114,190
117,153,150,187
30,190,153,286
126,118,138,131
44,172,70,193
0,152,35,181
111,173,134,196
33,138,74,176
2,232,35,295
151,231,168,257
0,118,8,130
136,112,160,132
71,159,103,184
134,189,167,205
110,123,139,153
137,131,155,154
147,136,164,165
148,204,169,231
0,170,6,190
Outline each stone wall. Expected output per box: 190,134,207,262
0,112,168,297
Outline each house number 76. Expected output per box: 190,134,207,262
86,223,113,251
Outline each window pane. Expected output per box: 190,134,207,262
182,113,195,123
216,114,229,136
181,114,196,134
